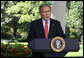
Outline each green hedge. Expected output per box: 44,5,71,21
1,43,32,57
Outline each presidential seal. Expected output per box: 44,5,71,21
50,36,65,52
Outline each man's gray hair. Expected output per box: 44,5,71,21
39,3,51,13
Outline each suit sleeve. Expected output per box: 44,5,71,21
57,22,66,39
27,22,36,43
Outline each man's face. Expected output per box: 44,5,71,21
40,6,51,21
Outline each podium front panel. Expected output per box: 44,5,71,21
28,39,80,52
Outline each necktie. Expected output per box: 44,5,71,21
45,21,48,39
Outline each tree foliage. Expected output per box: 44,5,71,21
66,1,83,42
1,1,20,39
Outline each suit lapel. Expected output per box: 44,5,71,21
48,19,54,39
39,19,45,38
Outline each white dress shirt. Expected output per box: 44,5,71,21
42,18,50,34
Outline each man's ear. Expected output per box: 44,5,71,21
39,12,42,17
39,12,41,16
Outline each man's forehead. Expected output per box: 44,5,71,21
41,6,51,11
42,6,50,9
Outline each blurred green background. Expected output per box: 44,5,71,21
1,1,83,57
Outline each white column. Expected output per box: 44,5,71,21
51,1,66,33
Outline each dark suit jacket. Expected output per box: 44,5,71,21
27,18,66,43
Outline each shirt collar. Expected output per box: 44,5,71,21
42,18,50,23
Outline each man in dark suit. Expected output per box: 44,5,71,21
27,4,66,57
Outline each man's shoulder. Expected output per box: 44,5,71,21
50,18,60,24
31,18,42,24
